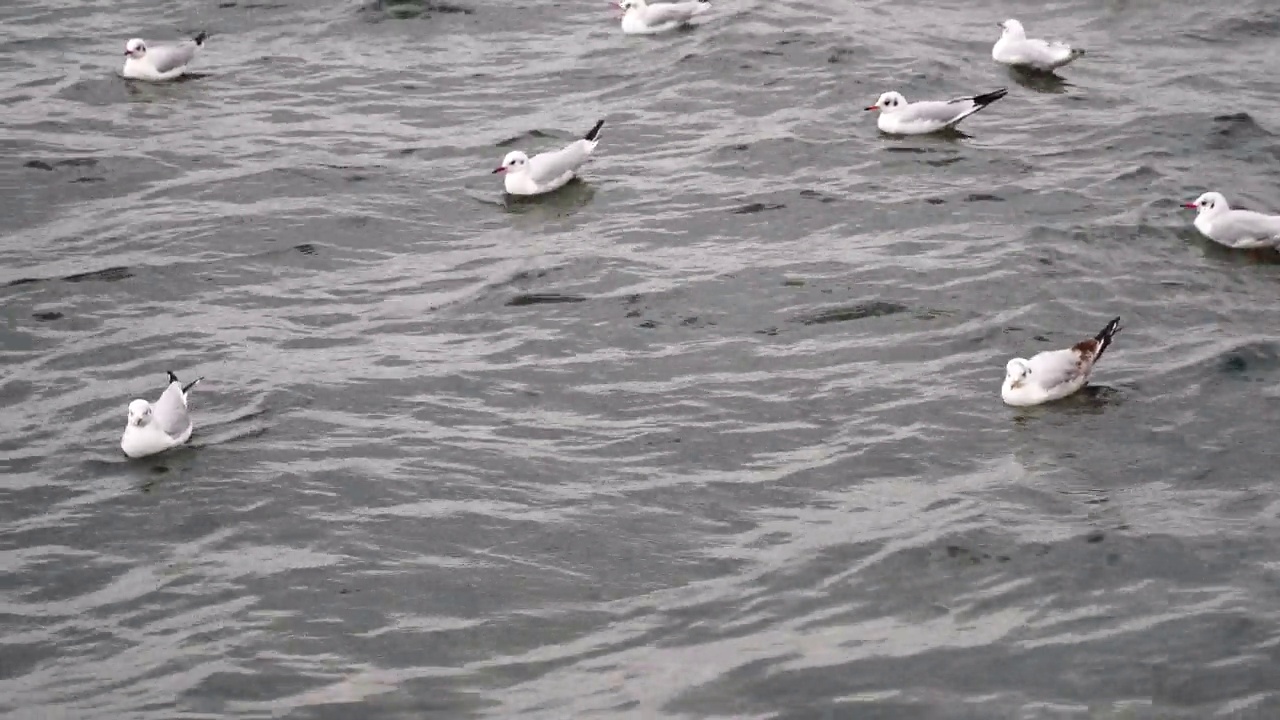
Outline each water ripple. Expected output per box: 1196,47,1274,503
4,0,1280,717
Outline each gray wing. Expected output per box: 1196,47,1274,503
148,41,199,74
528,140,592,184
902,99,973,125
642,1,704,24
152,382,192,437
1026,347,1085,392
1006,38,1073,66
1221,211,1280,247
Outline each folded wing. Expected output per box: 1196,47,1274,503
152,383,192,437
903,100,973,127
1015,38,1074,67
528,140,592,185
148,42,198,74
1223,211,1280,247
1027,347,1086,394
642,1,706,25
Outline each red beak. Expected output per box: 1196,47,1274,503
1181,202,1196,209
865,105,879,111
492,166,507,174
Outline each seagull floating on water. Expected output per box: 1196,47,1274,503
613,0,710,34
121,371,203,458
1182,191,1280,249
493,119,604,196
992,19,1083,72
1002,317,1122,407
865,88,1008,135
122,32,207,81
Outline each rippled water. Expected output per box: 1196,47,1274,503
4,0,1280,717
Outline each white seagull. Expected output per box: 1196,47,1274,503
493,119,604,196
865,88,1008,135
992,19,1084,72
121,371,203,459
1002,317,1122,407
613,0,710,34
1182,191,1280,249
122,32,207,81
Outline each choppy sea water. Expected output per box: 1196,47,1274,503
3,0,1280,718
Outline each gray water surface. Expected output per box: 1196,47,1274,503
3,0,1280,718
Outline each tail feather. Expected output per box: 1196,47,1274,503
971,87,1008,107
1052,47,1085,68
582,119,605,142
192,31,208,46
1091,316,1122,363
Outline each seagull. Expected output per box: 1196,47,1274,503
1182,191,1280,249
992,19,1084,72
1002,317,1122,407
492,119,605,196
121,371,203,458
613,0,710,34
865,88,1008,135
122,32,207,81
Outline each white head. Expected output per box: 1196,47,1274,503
614,0,647,11
493,151,529,176
998,19,1025,38
866,91,907,113
1183,191,1229,216
124,38,147,59
127,399,153,427
1004,358,1031,387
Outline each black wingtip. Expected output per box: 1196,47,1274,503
167,370,180,385
1097,316,1122,341
182,376,204,394
1092,316,1122,362
192,31,208,46
974,87,1009,106
583,119,605,142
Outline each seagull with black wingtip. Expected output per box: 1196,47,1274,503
122,31,208,81
613,0,711,34
865,87,1008,135
493,119,605,196
121,371,203,458
1182,191,1280,249
1002,318,1122,407
992,19,1084,72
